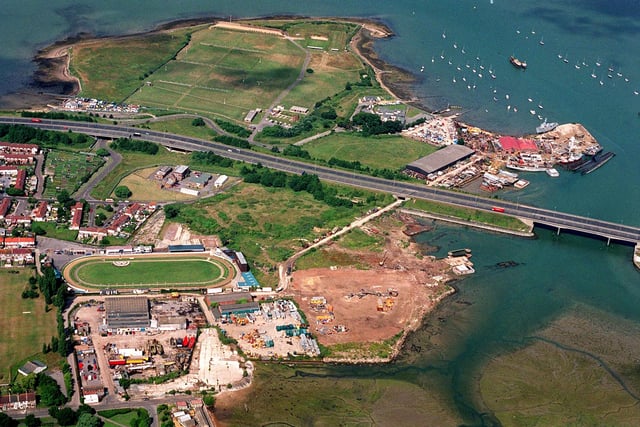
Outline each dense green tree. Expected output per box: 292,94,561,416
31,223,46,235
5,187,24,196
56,189,72,205
95,212,107,226
23,414,41,427
132,409,151,427
114,186,132,199
38,374,66,407
164,204,182,219
0,413,17,427
49,407,77,426
76,413,102,427
95,148,110,157
111,138,159,155
191,117,205,127
203,394,215,407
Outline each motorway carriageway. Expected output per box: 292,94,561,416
2,117,639,243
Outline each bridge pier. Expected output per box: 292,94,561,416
557,227,561,236
607,237,611,246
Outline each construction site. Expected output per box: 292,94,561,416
218,299,321,359
288,212,457,351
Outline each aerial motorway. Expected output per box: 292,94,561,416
2,116,639,244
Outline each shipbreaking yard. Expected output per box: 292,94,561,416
403,117,607,193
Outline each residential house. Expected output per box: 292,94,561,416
70,202,84,230
32,201,49,221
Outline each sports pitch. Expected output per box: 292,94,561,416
65,255,233,289
127,26,305,121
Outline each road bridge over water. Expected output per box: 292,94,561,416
3,117,639,245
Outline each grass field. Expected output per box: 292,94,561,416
0,269,57,382
304,133,438,170
169,183,392,285
91,144,189,200
141,117,218,140
35,221,79,241
67,256,230,289
126,26,305,121
99,408,149,427
43,150,105,198
71,28,195,101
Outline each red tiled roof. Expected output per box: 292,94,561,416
0,198,11,217
15,169,26,190
34,201,48,219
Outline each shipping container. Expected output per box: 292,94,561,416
109,359,126,366
188,336,196,349
182,336,189,347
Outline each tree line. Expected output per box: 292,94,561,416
0,124,91,147
111,137,159,154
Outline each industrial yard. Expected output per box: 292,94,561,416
70,295,246,402
403,118,606,192
217,298,320,359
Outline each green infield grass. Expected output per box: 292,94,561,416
67,256,230,288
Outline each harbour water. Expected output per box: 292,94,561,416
2,0,639,424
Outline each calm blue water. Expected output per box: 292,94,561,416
2,1,639,423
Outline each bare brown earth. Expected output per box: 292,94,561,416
289,213,454,348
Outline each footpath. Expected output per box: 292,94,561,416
278,198,405,291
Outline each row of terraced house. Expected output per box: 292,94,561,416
78,202,157,242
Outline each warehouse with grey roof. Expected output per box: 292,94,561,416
406,144,475,176
104,296,150,331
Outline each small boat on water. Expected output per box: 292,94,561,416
448,248,472,258
546,168,560,177
506,163,548,172
514,179,530,189
539,37,544,46
509,55,527,69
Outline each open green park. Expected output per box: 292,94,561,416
70,20,369,125
65,255,232,289
304,133,438,170
126,25,305,122
0,269,58,382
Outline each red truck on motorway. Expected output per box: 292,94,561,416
491,206,505,213
30,118,42,123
